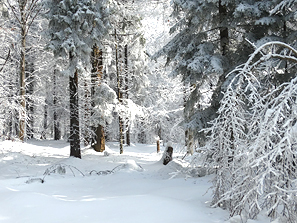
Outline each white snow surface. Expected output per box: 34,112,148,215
0,140,269,223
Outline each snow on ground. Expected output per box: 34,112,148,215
0,140,268,223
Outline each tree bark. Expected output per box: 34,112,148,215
157,140,160,153
115,29,124,154
219,0,229,56
26,61,34,139
19,4,26,141
53,69,61,140
41,98,48,139
124,44,130,146
69,58,81,158
91,44,105,152
211,0,229,110
84,77,90,146
94,125,105,152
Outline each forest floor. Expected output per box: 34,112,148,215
0,140,270,223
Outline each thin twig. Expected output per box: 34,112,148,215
0,49,10,73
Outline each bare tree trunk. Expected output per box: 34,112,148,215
95,125,105,152
26,61,34,139
19,7,26,141
41,98,48,139
183,82,193,152
84,77,90,146
8,72,16,139
69,54,81,158
124,44,130,146
91,44,105,152
219,0,229,56
115,29,124,154
211,0,229,110
53,69,61,140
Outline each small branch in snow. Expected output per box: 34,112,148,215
89,162,144,176
42,164,85,182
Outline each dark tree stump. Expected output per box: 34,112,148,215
163,146,173,165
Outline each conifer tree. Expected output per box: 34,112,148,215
155,0,236,150
46,0,110,158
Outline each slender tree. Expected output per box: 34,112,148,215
6,0,41,141
53,69,61,140
124,44,130,146
114,29,124,154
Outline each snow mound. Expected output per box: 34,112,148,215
114,160,144,172
158,159,207,179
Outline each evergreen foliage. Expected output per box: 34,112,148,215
45,0,110,74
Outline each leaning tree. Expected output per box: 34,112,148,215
205,41,297,222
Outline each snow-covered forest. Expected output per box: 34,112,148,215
0,0,297,222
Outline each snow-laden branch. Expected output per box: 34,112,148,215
244,41,297,72
0,49,10,73
203,41,297,221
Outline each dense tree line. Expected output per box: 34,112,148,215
0,0,183,155
1,0,297,221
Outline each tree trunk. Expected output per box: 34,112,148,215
84,77,90,146
91,44,105,152
210,0,229,110
157,140,160,153
119,115,124,154
69,62,81,158
94,125,105,152
183,82,193,152
124,44,130,146
53,70,61,140
26,61,34,139
137,118,146,144
41,97,48,139
115,29,124,154
19,13,26,141
219,0,229,56
8,76,16,139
